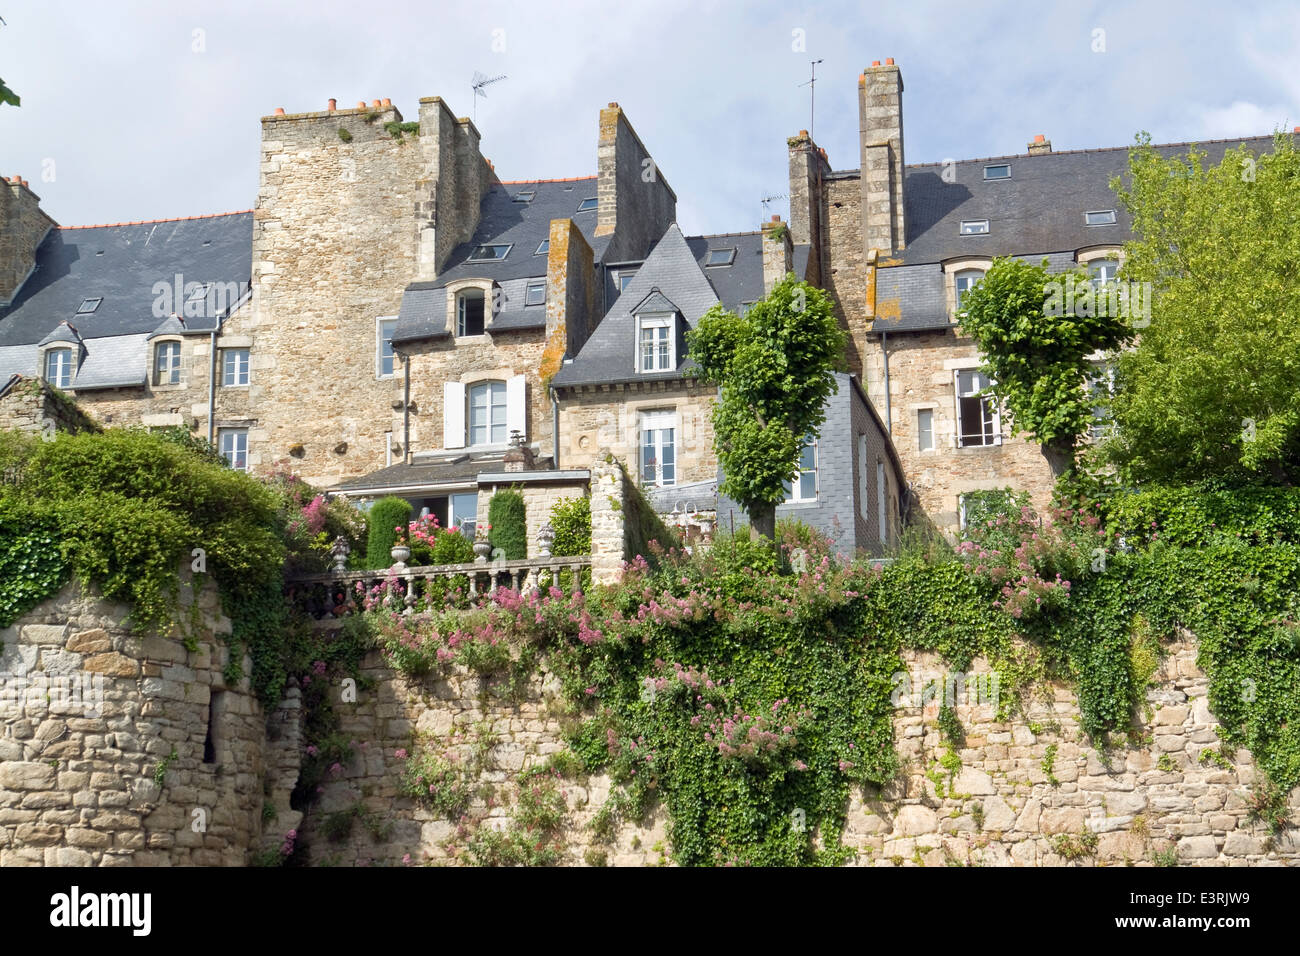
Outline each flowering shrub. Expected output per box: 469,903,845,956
400,745,472,820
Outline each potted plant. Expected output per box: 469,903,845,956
390,523,411,566
473,523,494,563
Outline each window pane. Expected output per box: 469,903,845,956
918,408,934,451
641,434,655,482
799,470,815,499
959,396,984,445
660,429,675,484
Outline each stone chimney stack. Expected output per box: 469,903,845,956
0,177,55,307
1028,134,1053,155
786,129,830,287
859,59,906,256
595,103,677,262
761,215,793,294
415,97,499,279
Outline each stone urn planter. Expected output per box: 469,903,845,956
473,540,493,563
390,544,411,566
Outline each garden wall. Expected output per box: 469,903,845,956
300,629,1298,867
0,572,301,866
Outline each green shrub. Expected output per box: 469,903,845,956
365,496,413,568
488,489,527,559
549,496,591,556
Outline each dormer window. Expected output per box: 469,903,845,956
705,247,736,267
576,198,598,212
983,164,1011,180
468,244,511,262
954,269,984,310
637,314,674,372
512,190,535,203
1085,209,1117,226
457,289,486,336
44,348,74,388
76,297,101,315
960,220,990,236
617,270,638,293
154,341,181,385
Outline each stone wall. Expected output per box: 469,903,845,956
0,572,300,866
297,633,1298,867
0,178,55,306
0,376,100,436
475,475,589,560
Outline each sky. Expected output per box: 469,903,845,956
2,0,1298,236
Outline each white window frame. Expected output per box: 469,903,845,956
784,436,817,503
44,348,74,388
954,269,984,312
218,428,249,472
457,290,487,337
1087,258,1120,289
639,409,677,487
154,340,181,386
617,270,637,293
636,313,675,373
576,197,598,212
983,164,1011,180
917,407,935,452
1085,209,1117,226
467,380,508,447
222,348,250,387
534,240,550,256
467,243,511,262
960,220,990,236
954,368,1001,448
1086,360,1116,441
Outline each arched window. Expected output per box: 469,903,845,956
457,289,486,336
467,381,507,446
44,348,74,388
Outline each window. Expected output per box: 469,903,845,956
219,429,248,471
617,270,637,293
377,318,398,376
457,290,486,336
468,381,507,446
154,341,181,386
468,244,511,261
705,247,737,267
638,315,673,372
1086,362,1115,441
960,220,990,236
44,348,73,388
76,297,102,315
954,269,984,311
1085,209,1117,226
783,437,817,502
576,198,598,212
740,301,758,316
917,408,934,451
534,240,550,255
512,190,535,203
185,283,209,304
983,164,1011,180
1088,258,1120,288
955,369,1000,447
450,493,478,537
524,282,546,307
222,348,250,387
639,410,676,486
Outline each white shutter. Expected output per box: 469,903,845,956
444,381,466,449
506,374,527,442
953,369,963,449
991,401,1003,446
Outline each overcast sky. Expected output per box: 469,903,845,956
2,0,1298,235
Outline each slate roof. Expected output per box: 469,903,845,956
331,451,556,495
0,212,253,384
551,223,723,389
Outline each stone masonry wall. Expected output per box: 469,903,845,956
297,633,1297,867
1,571,300,866
0,377,100,436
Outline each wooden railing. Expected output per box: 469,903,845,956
287,556,591,619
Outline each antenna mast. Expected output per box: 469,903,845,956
470,71,507,124
797,59,824,142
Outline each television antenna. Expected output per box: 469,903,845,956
760,193,787,221
797,59,824,143
471,72,507,124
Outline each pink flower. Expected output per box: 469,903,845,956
395,748,408,759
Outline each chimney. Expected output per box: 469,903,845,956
786,129,830,287
1028,134,1052,155
0,178,56,307
761,214,794,294
595,103,677,262
859,59,906,255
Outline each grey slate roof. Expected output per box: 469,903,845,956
37,322,83,348
551,223,721,389
331,452,556,495
72,333,151,390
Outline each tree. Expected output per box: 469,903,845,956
958,257,1133,477
1102,132,1300,485
688,274,846,538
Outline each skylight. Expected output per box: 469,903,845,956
535,240,549,255
983,164,1011,180
186,283,209,303
468,244,512,261
76,297,102,315
1085,209,1117,226
705,247,736,267
513,190,535,203
960,220,990,236
576,198,598,212
525,281,547,306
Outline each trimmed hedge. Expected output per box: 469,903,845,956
488,489,527,559
365,496,414,568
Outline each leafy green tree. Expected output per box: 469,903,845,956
0,79,17,108
958,257,1132,477
688,274,846,538
1103,132,1300,485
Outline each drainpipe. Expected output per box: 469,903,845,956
881,330,892,433
400,349,411,464
206,330,217,444
551,385,560,469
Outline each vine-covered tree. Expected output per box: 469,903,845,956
688,274,845,538
1103,132,1300,485
958,257,1133,477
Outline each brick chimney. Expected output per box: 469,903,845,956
859,59,906,255
0,178,56,307
595,103,677,262
1028,134,1052,156
761,214,793,294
